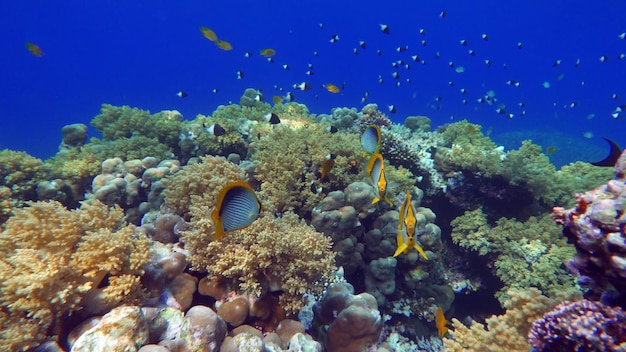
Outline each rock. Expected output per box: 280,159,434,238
71,306,149,352
61,123,88,147
180,305,227,352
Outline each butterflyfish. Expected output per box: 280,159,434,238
260,48,276,57
211,181,262,239
394,192,428,260
264,113,281,124
25,42,43,57
361,125,381,155
366,153,393,206
215,40,233,51
200,27,218,42
324,83,340,93
435,307,449,338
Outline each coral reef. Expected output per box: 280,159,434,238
443,287,580,352
0,200,151,349
552,149,626,302
162,155,247,220
251,123,363,215
313,282,384,352
0,149,49,217
451,208,576,301
529,299,626,351
185,212,336,313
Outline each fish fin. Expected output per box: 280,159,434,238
590,137,622,167
394,236,408,257
413,243,429,260
372,197,380,204
384,197,394,206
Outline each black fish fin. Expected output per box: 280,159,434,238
590,137,622,167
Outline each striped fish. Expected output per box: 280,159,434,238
361,124,381,155
211,181,262,239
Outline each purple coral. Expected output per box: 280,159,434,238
528,299,626,351
552,149,626,302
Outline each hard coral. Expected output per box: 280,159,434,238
0,200,151,349
0,149,49,210
529,299,626,351
313,282,383,352
552,149,626,302
185,212,336,313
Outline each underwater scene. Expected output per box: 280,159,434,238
1,1,626,351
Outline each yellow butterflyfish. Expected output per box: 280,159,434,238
366,153,393,206
394,192,428,260
212,181,262,239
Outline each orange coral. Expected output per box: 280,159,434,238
0,200,150,349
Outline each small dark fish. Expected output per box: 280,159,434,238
553,59,561,67
244,52,252,58
575,58,581,67
517,42,523,49
264,113,281,124
439,10,447,18
380,24,390,34
468,49,476,56
388,105,397,113
481,34,489,41
177,91,188,98
419,28,426,35
237,71,244,79
359,40,367,49
330,34,339,43
377,49,383,55
485,59,492,66
599,55,609,62
293,82,312,91
392,72,400,79
326,125,338,133
205,123,226,137
460,39,468,46
590,137,622,167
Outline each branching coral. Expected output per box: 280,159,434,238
0,200,151,349
443,287,580,352
185,212,336,313
251,124,363,216
450,208,576,302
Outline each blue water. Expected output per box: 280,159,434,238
1,1,625,161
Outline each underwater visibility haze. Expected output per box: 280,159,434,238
1,1,626,351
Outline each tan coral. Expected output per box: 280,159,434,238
443,287,581,352
0,200,151,349
162,155,247,219
184,212,335,313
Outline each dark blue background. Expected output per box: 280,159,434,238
1,1,625,162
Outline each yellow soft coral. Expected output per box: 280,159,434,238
184,212,336,313
0,200,150,349
443,287,581,352
162,155,247,220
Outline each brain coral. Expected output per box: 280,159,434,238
251,124,362,216
0,200,151,350
184,212,336,313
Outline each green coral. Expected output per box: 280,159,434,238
451,208,576,302
105,136,173,161
0,149,49,211
251,124,363,215
90,104,182,151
